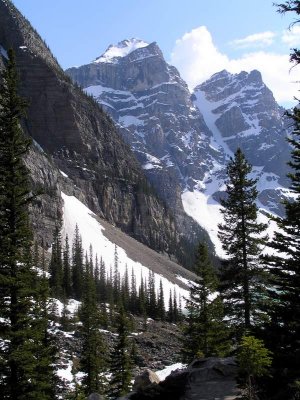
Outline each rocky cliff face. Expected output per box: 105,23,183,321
66,39,292,255
66,39,217,249
0,1,184,261
194,69,291,185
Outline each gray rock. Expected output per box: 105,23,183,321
87,394,105,400
133,369,160,391
182,357,241,400
0,2,188,262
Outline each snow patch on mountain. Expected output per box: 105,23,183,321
94,39,149,64
61,192,188,306
193,89,232,158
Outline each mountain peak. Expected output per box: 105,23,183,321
94,38,150,64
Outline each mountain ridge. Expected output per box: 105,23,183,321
0,1,196,266
66,38,293,255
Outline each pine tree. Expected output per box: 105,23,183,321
121,265,130,310
181,242,230,363
167,289,174,322
98,257,107,303
30,269,59,399
113,245,121,305
218,148,268,334
0,49,57,399
49,222,63,298
63,235,72,298
72,225,84,300
263,2,300,392
173,289,179,323
147,270,157,319
157,279,166,320
109,307,133,398
78,263,107,396
137,275,147,317
129,268,138,314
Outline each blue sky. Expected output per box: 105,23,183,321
13,0,300,106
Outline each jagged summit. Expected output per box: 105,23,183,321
94,38,150,63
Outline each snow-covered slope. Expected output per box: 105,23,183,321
94,38,149,64
61,192,194,305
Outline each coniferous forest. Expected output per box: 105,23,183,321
0,1,300,400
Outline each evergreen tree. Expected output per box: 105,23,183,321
109,307,133,398
173,289,179,323
147,270,157,319
78,263,107,396
218,148,268,334
113,245,121,305
63,235,72,298
263,2,300,392
129,268,138,314
157,279,166,320
121,265,130,310
137,276,147,317
49,222,63,298
181,242,229,362
237,336,272,400
72,225,84,300
30,270,59,399
167,289,174,322
0,49,57,399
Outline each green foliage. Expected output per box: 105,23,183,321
78,259,107,396
0,49,57,399
72,224,84,300
238,336,272,378
181,242,230,362
260,4,300,396
49,222,63,298
109,307,133,398
238,335,272,400
218,148,268,334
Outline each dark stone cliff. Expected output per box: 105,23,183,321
0,0,189,262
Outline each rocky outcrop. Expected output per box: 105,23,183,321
132,369,161,391
0,1,187,261
125,357,241,400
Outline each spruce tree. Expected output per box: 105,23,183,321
109,307,133,398
181,242,229,362
129,268,138,314
157,279,166,320
63,234,72,298
167,289,174,322
72,225,84,300
147,270,157,319
49,222,63,298
0,49,57,399
263,2,300,391
218,148,268,334
78,263,107,396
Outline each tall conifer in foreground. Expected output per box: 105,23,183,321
218,148,268,334
0,49,57,399
263,2,300,393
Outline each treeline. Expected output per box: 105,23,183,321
49,224,183,324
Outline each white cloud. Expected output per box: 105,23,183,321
282,25,300,47
230,31,276,48
170,26,299,105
